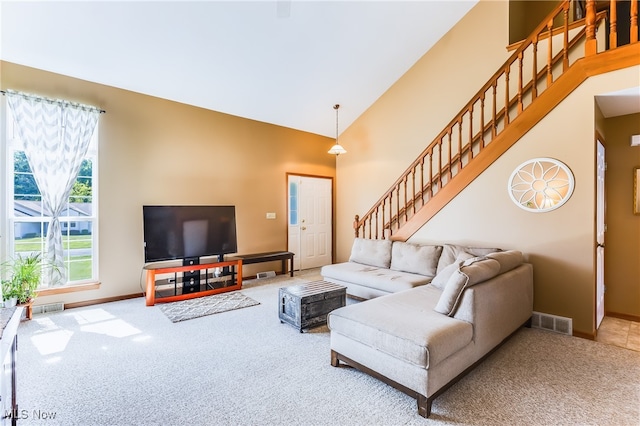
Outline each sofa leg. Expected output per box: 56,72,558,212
524,316,533,328
330,350,340,367
417,394,432,418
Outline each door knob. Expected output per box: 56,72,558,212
301,227,307,230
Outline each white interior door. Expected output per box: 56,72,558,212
596,140,606,329
287,175,332,270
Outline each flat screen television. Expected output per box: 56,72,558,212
143,205,238,263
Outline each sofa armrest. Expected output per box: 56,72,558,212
453,263,533,350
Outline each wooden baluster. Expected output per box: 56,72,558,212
585,0,597,55
412,167,416,214
505,66,510,127
403,178,408,222
364,216,369,239
375,204,380,239
517,52,524,114
372,215,375,239
397,184,400,229
437,141,443,191
354,215,360,238
468,104,473,161
480,92,485,148
392,185,397,230
563,3,569,70
369,213,378,239
632,0,638,43
391,194,395,236
383,197,388,235
391,195,395,237
532,36,538,101
611,0,618,48
447,130,453,181
458,115,464,165
420,157,425,206
383,195,387,238
547,18,554,86
390,190,395,235
492,81,497,140
428,150,434,199
457,118,462,166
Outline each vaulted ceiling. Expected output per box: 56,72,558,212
0,1,478,138
2,1,638,138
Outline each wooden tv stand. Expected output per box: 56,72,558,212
144,259,243,306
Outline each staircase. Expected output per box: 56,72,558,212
354,0,639,242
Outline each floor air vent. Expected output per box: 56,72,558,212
31,302,65,315
531,311,572,335
256,271,276,279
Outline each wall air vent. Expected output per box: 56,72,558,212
31,302,65,315
531,311,572,336
256,271,276,279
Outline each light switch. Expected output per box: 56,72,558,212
266,212,276,219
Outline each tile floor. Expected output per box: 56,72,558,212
596,316,640,352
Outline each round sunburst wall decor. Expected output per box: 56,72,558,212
508,158,575,212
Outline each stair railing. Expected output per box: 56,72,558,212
354,0,634,240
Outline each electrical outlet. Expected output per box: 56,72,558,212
266,212,276,219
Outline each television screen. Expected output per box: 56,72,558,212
143,205,238,263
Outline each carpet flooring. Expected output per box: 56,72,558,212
14,270,640,425
157,291,259,322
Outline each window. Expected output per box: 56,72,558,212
5,106,98,287
289,181,298,226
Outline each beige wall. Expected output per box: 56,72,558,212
1,61,335,305
602,113,640,318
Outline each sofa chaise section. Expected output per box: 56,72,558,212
327,247,533,418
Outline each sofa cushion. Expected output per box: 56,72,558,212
486,250,524,274
461,257,502,286
436,244,502,274
430,251,475,290
321,262,432,294
328,285,473,369
349,238,393,268
390,242,442,277
434,257,501,316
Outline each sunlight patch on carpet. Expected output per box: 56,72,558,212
158,292,260,323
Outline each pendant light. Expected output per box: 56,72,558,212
328,104,347,156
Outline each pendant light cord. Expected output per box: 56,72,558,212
334,104,340,141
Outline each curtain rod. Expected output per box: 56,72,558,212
1,89,106,114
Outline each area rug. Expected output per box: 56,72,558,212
157,291,260,322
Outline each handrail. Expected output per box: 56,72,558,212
354,0,637,240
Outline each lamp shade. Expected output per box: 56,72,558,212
328,143,347,155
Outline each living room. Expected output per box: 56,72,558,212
1,0,639,423
2,0,639,339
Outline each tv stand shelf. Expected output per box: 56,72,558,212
144,259,243,306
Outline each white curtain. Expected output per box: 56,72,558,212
6,90,100,286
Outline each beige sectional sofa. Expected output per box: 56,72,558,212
324,238,533,418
